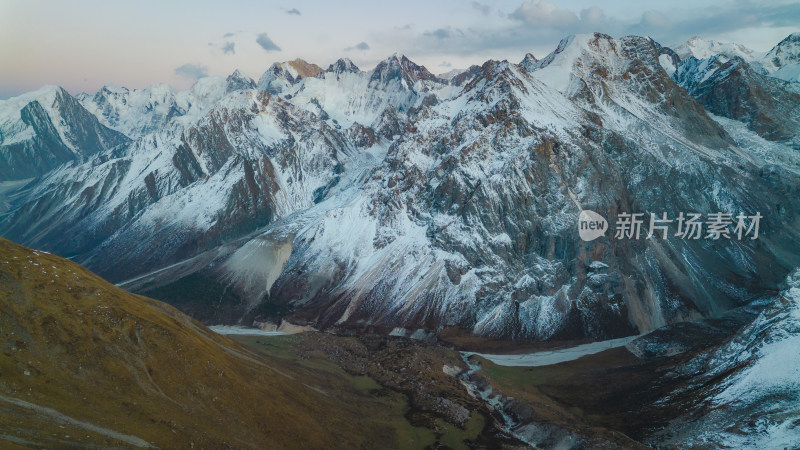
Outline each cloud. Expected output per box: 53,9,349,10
425,28,452,39
510,0,579,28
286,8,301,15
640,10,671,29
345,41,370,51
424,27,465,40
471,1,490,16
256,33,281,52
175,63,208,80
580,7,606,26
223,32,235,38
222,41,235,55
363,0,800,68
648,1,800,38
439,61,452,67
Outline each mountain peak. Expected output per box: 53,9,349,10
284,58,324,78
226,69,256,91
229,68,249,79
264,59,323,81
97,83,128,95
519,52,538,71
437,68,465,80
0,84,66,110
525,33,618,91
763,32,800,81
257,59,322,93
783,32,800,41
370,53,440,86
327,58,360,74
765,32,800,66
449,65,483,86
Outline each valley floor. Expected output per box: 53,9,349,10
0,306,779,448
219,312,757,449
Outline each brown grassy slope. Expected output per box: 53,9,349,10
0,237,393,448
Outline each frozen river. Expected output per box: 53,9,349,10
463,335,640,367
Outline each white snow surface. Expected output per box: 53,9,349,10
771,63,800,83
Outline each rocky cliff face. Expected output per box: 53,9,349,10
2,33,800,341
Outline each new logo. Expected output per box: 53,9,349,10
578,210,608,241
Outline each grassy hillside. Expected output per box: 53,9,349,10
0,237,445,448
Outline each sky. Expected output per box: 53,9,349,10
1,0,799,98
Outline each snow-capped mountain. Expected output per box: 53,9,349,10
674,36,759,62
762,32,800,82
1,89,351,306
78,73,254,139
0,85,129,180
448,65,483,87
674,34,800,84
674,54,800,145
1,33,800,341
438,66,487,87
437,68,465,80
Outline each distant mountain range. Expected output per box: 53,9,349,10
1,32,799,344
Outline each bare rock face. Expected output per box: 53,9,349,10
2,34,800,342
